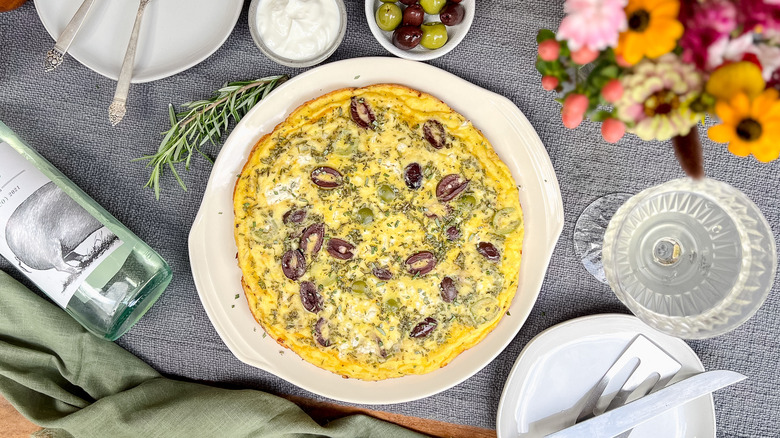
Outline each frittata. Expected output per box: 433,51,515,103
234,84,523,380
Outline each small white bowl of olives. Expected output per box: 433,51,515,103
365,0,474,61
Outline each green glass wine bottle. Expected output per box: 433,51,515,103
0,121,171,340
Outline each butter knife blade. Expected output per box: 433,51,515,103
44,0,96,72
545,370,746,438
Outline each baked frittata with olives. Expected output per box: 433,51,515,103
234,84,523,380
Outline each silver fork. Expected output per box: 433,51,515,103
573,335,682,437
44,0,96,72
108,0,151,126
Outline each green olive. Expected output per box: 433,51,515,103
469,297,500,325
493,208,522,234
356,207,375,225
351,280,368,294
386,298,400,313
420,22,448,50
419,0,446,14
458,195,477,210
378,184,396,202
375,3,403,32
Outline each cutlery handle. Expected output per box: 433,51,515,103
53,0,95,53
109,0,150,126
114,0,150,101
44,0,95,71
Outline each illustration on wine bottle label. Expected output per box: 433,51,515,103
0,142,122,308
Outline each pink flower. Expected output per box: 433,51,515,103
706,32,756,70
679,0,738,70
739,0,780,33
556,0,627,52
749,43,780,80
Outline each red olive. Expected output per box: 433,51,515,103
410,317,438,338
423,119,446,149
439,277,457,303
314,317,330,347
402,4,424,26
350,97,376,129
283,209,306,224
281,249,306,280
440,3,465,26
405,251,437,276
477,242,501,262
311,166,343,189
404,162,423,189
300,223,325,256
373,267,394,280
400,0,418,5
436,174,469,202
445,226,461,241
299,281,323,313
392,25,423,50
327,238,355,260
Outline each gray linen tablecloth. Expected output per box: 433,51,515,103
1,1,778,436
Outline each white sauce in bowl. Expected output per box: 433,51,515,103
255,0,341,61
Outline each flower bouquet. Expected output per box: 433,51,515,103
536,0,780,174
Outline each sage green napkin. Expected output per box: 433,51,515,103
0,271,427,438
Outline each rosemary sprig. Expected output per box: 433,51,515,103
135,75,288,199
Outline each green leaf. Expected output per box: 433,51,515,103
536,29,556,43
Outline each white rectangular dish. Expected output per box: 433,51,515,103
188,57,564,404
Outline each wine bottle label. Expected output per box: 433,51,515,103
0,142,123,308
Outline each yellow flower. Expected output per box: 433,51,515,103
705,61,766,102
615,0,684,65
708,89,780,162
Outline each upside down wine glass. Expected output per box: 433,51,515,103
573,131,777,338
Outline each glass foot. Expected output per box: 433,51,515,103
573,193,633,283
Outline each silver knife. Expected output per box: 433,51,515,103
546,370,746,437
44,0,96,72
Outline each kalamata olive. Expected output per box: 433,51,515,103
436,174,469,202
314,317,330,347
404,162,423,189
445,226,461,241
410,317,438,338
327,238,355,260
405,251,437,275
449,0,462,3
423,119,446,149
440,3,465,26
420,22,448,50
400,0,418,5
281,249,306,280
299,281,323,313
350,97,376,129
311,166,343,189
300,223,325,256
283,209,306,224
373,267,393,280
392,25,423,50
439,277,457,303
402,4,424,26
477,242,501,262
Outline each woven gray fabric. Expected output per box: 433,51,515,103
0,1,778,436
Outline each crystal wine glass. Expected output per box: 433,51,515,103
597,178,776,338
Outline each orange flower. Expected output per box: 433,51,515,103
615,0,684,65
708,90,780,162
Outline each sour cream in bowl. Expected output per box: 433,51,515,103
249,0,347,67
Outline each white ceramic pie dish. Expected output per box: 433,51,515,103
188,57,564,404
